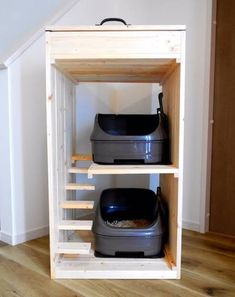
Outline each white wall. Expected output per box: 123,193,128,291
1,0,212,244
0,69,14,243
7,36,49,243
0,0,76,62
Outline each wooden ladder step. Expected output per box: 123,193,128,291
68,167,89,174
56,242,91,254
65,183,95,190
58,220,93,230
60,200,94,209
72,154,92,162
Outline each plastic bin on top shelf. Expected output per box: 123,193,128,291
90,111,170,165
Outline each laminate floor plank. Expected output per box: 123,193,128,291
107,279,202,297
183,230,235,250
183,230,235,258
0,255,83,297
59,279,144,297
0,242,50,277
182,245,235,286
23,236,50,255
168,270,235,297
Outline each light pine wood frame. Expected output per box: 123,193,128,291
46,25,186,279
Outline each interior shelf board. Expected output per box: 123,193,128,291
68,167,89,174
60,200,94,209
58,220,93,230
65,183,95,190
56,242,91,254
55,252,177,279
86,163,179,177
55,58,178,83
72,154,92,162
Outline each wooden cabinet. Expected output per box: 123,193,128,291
46,25,186,279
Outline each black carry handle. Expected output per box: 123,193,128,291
97,18,130,26
158,92,164,114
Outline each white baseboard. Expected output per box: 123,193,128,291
0,226,49,246
0,231,14,245
182,220,200,232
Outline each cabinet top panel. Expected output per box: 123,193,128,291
46,26,185,83
46,25,186,32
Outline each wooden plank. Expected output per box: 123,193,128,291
49,31,181,62
58,220,93,230
164,246,175,270
55,253,177,279
64,73,167,83
46,25,186,32
87,163,179,178
68,167,89,174
55,58,178,83
160,60,180,85
162,64,180,166
65,183,95,190
0,241,50,277
71,154,92,161
60,200,94,209
0,254,79,297
183,229,235,252
160,174,179,267
57,58,176,67
161,60,184,278
56,242,91,254
182,243,235,286
46,34,59,278
23,236,50,256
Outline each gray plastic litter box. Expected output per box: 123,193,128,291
90,112,170,165
92,187,168,258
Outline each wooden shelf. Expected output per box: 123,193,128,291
55,251,177,279
68,167,89,174
69,163,179,178
58,220,93,230
55,58,178,83
72,154,92,162
65,183,95,190
56,242,91,254
60,201,94,209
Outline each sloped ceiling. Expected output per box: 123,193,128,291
0,0,77,63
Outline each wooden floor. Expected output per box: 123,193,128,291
0,230,234,297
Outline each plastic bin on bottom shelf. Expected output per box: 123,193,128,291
92,187,168,257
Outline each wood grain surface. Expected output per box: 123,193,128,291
210,0,235,236
0,230,234,297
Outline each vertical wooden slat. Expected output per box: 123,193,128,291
46,30,59,278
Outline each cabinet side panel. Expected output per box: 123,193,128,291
54,69,76,237
46,63,58,278
47,31,75,277
162,65,180,166
63,74,76,224
161,64,181,268
160,174,178,265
